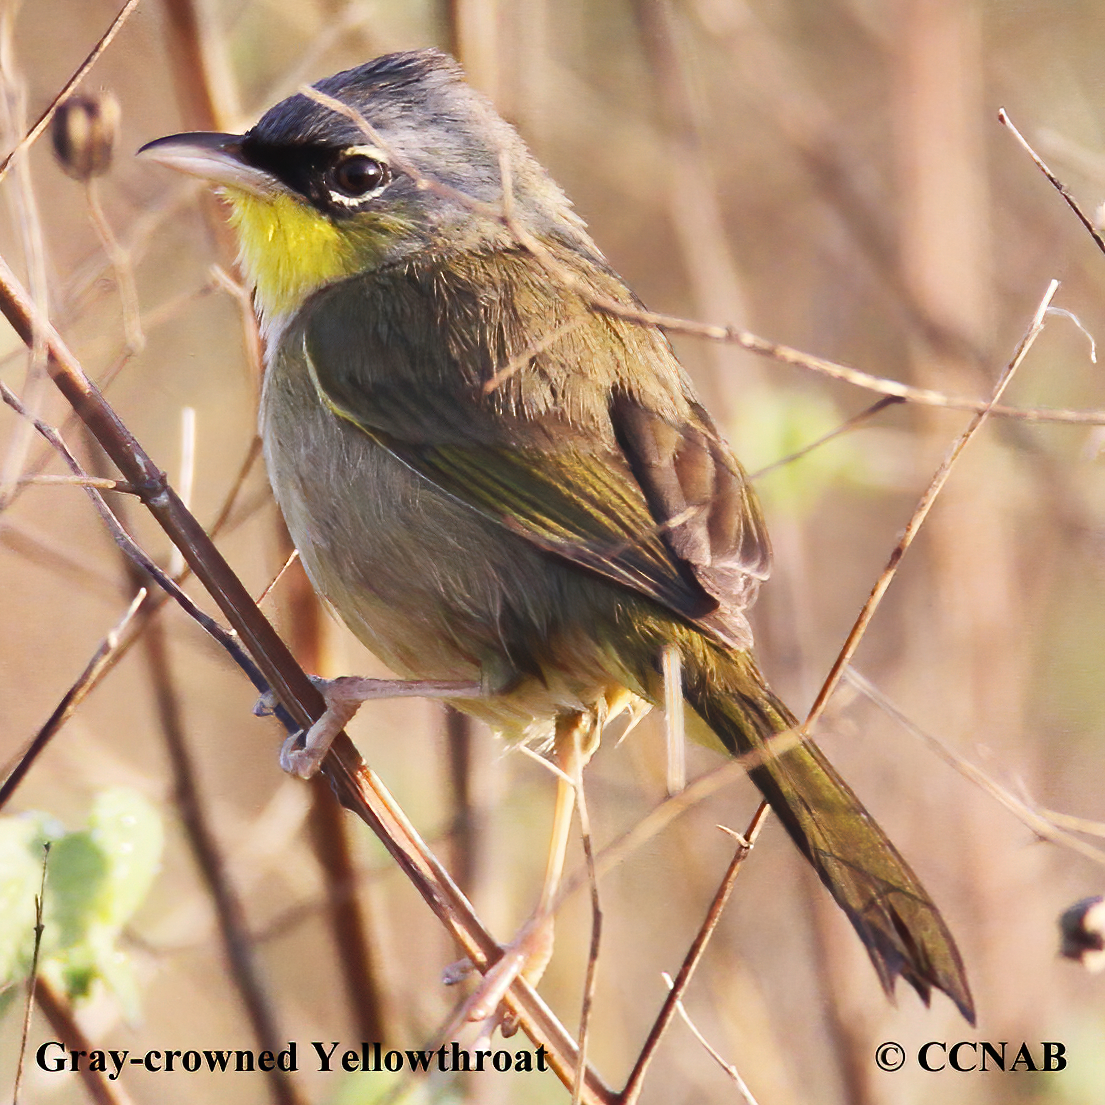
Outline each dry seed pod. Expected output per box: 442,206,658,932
52,92,120,182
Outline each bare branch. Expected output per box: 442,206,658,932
0,247,616,1105
805,280,1058,730
846,668,1105,868
999,108,1105,258
619,807,769,1105
660,971,761,1105
0,0,141,185
0,591,144,810
12,844,49,1105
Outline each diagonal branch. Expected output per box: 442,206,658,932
0,251,614,1104
999,108,1105,258
805,279,1058,730
618,808,770,1104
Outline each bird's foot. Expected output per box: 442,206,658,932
447,914,555,1039
255,675,482,779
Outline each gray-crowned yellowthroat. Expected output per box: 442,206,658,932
139,48,973,1023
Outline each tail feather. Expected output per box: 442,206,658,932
681,646,975,1024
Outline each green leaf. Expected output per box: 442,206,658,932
86,788,163,932
0,789,163,1015
47,831,109,951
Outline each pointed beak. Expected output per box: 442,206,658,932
137,132,276,195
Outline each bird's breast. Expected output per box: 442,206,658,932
258,336,641,739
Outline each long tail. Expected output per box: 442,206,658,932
680,644,975,1023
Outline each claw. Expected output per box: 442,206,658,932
443,958,477,986
258,675,483,779
253,689,279,718
465,917,555,1024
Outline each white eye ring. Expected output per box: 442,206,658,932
327,145,391,206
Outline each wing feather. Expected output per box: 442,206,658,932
298,246,771,648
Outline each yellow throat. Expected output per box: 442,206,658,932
223,189,379,322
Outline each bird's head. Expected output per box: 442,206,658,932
139,49,587,327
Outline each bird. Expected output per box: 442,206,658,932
139,47,974,1026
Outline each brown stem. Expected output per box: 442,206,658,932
0,251,613,1104
619,803,770,1104
34,977,138,1105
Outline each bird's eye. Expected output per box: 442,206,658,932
329,154,389,198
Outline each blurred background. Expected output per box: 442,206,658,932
2,0,1105,1102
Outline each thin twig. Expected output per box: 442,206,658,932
0,0,141,185
256,547,300,607
12,843,49,1105
571,738,602,1105
13,473,137,492
845,668,1105,868
0,591,145,810
619,807,769,1105
595,295,1100,421
660,971,760,1105
557,737,813,910
296,83,1105,427
1036,808,1105,839
516,741,576,786
483,318,587,392
805,279,1058,730
750,396,902,479
999,108,1105,258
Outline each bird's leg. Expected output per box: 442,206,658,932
256,675,483,779
465,710,597,1033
